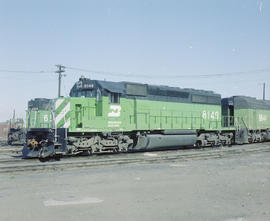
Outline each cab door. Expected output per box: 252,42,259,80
75,104,82,128
229,104,234,126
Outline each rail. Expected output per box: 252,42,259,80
1,142,269,174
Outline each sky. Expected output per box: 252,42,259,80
0,0,269,122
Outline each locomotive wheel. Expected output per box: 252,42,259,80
85,149,93,156
39,157,49,162
195,141,202,148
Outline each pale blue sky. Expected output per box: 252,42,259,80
0,0,269,121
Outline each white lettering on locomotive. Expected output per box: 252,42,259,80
202,110,219,120
43,114,48,122
259,114,267,122
108,121,122,127
108,105,121,117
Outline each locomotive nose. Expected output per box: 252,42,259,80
22,143,36,158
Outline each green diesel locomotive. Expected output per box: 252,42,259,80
22,77,270,159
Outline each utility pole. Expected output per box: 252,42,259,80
263,82,265,101
12,109,15,124
55,65,65,97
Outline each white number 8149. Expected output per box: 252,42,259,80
202,111,219,120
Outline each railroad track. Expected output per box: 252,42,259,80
0,140,7,146
0,142,270,174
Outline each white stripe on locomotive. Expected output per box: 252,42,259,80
62,118,71,128
55,102,70,126
55,98,64,109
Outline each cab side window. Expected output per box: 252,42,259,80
109,93,120,104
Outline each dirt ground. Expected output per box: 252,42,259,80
0,146,270,221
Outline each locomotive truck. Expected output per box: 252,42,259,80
22,76,270,160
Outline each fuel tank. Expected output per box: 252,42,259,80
133,130,197,151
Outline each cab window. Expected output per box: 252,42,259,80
109,93,120,104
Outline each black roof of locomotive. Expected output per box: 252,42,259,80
28,98,53,110
222,96,270,110
70,77,221,105
96,80,219,96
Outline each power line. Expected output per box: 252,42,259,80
65,66,132,77
0,66,269,79
65,66,270,79
0,69,54,74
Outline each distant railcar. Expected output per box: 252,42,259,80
222,96,270,143
7,128,26,145
22,77,270,160
7,118,25,145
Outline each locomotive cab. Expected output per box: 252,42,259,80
221,98,235,127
